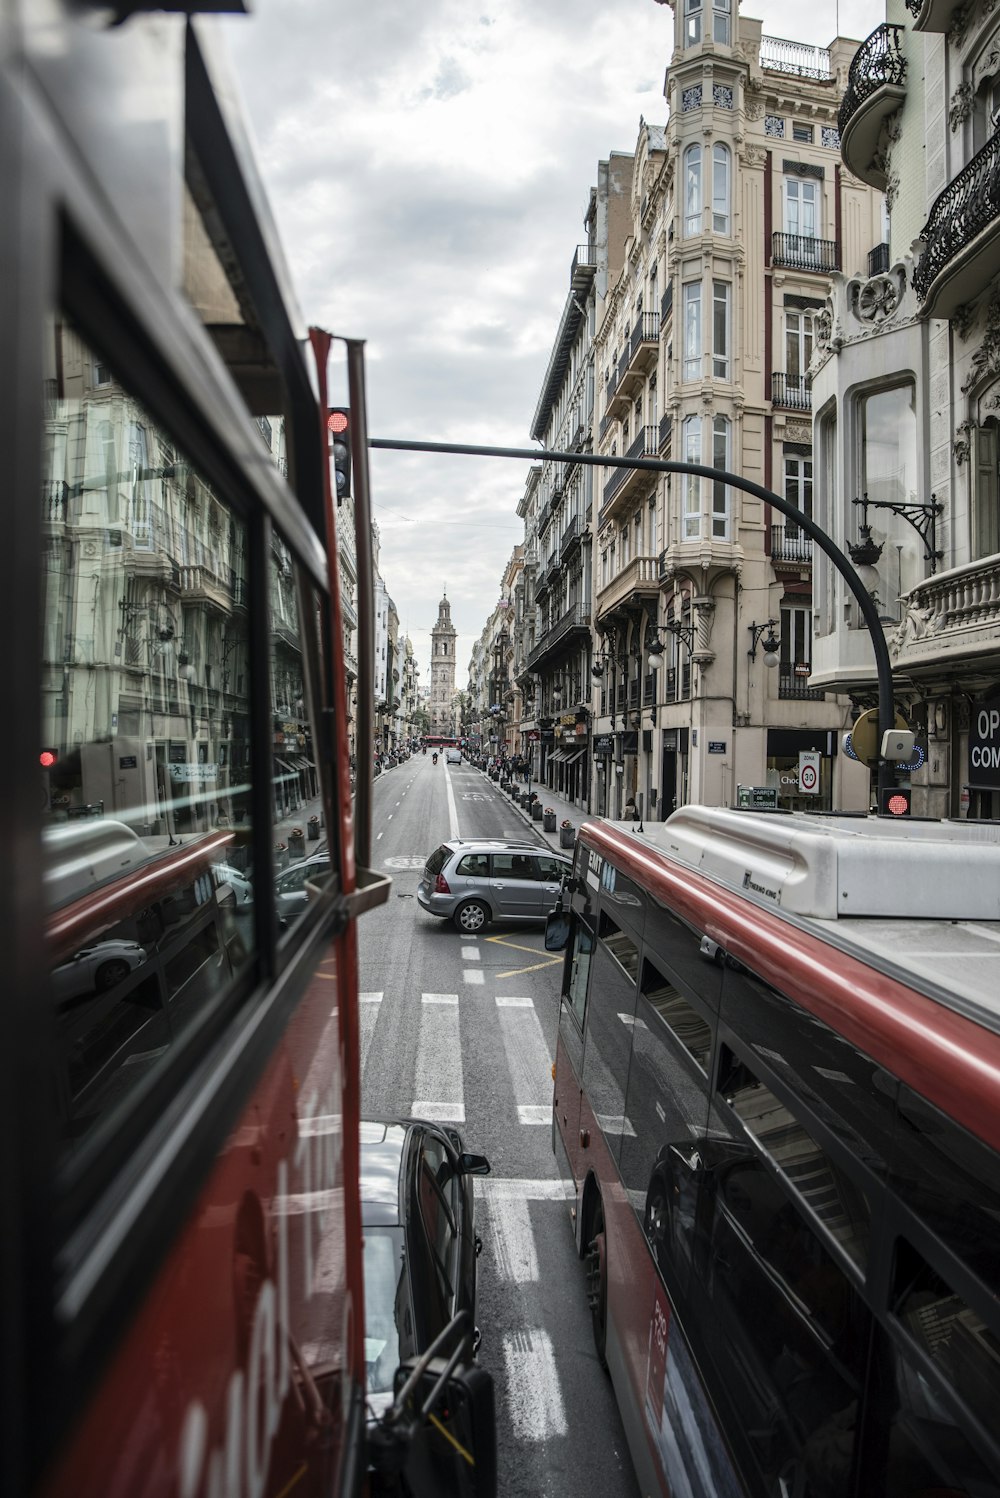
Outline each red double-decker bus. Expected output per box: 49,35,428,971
548,805,1000,1498
2,9,491,1498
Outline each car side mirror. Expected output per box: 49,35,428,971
544,909,571,952
458,1151,491,1177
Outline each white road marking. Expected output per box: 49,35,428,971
489,1196,538,1282
360,992,383,1002
445,767,460,839
495,995,533,1007
413,992,464,1122
359,993,382,1077
517,1105,550,1125
298,1113,342,1137
376,831,383,840
595,1113,637,1137
473,1177,573,1201
461,945,481,961
502,1329,567,1441
463,969,485,985
496,996,554,1125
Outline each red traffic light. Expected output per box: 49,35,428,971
878,787,912,817
40,749,58,768
327,409,349,436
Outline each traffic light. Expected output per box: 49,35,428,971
40,748,58,769
878,785,912,817
327,407,351,502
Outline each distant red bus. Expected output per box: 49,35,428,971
422,735,462,750
550,806,1000,1498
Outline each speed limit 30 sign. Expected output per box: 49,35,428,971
799,750,820,795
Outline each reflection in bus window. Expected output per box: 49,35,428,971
566,917,594,1030
41,316,254,1165
640,955,712,1070
894,1240,1000,1452
719,1046,870,1269
582,923,640,1164
599,909,640,980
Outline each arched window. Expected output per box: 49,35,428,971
682,416,701,539
712,144,731,234
712,414,731,540
683,144,702,237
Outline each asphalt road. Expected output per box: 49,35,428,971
359,754,640,1498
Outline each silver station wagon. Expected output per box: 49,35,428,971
417,838,572,933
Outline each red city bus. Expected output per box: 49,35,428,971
2,9,491,1498
548,805,1000,1498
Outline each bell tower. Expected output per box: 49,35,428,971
429,591,457,735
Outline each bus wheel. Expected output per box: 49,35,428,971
585,1202,608,1369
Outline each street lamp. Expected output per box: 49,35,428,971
748,620,781,668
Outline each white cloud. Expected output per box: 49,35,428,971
226,0,879,673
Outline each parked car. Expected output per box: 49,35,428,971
213,862,254,906
360,1117,489,1423
445,747,462,764
417,838,572,933
274,853,331,925
51,937,147,1001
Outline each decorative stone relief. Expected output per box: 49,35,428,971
784,422,812,444
961,287,1000,392
947,5,971,47
744,74,764,120
852,267,906,324
740,144,766,167
764,114,785,138
884,169,901,214
682,85,703,112
954,419,974,465
949,82,974,133
693,594,717,655
953,302,977,340
821,125,841,149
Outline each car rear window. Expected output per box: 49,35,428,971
424,845,449,876
456,853,489,877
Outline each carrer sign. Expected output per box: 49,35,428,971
969,695,1000,789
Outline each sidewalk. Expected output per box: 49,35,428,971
476,765,592,857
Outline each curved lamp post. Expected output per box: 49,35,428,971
372,437,897,805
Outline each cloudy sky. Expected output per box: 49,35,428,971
226,0,877,683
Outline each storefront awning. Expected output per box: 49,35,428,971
273,757,299,778
563,749,585,766
549,749,567,763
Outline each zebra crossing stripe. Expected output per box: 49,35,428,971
502,1328,567,1441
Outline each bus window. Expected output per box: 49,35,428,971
42,316,256,1175
566,917,594,1031
693,1108,869,1496
718,1046,871,1271
581,913,640,1163
620,954,713,1299
892,1086,1000,1302
893,1239,1000,1464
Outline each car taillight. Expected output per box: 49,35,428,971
434,872,451,894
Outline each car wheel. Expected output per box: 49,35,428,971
94,958,131,991
454,900,489,934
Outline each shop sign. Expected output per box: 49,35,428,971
594,734,614,755
969,696,1000,788
737,785,778,809
170,762,218,782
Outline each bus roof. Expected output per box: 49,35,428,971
637,805,1000,921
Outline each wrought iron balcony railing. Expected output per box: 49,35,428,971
771,373,812,412
868,241,890,276
771,233,839,272
838,25,906,137
768,523,813,563
913,129,1000,306
778,671,825,701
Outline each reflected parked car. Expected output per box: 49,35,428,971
275,853,331,925
360,1117,489,1423
417,839,572,933
51,938,147,1001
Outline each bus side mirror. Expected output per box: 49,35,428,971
544,908,571,952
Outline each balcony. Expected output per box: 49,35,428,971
560,513,583,562
760,34,832,80
838,25,907,192
537,496,554,538
179,564,233,616
895,558,1000,675
771,233,839,273
624,311,659,380
868,241,890,277
600,426,658,519
778,671,825,700
525,600,592,671
595,554,660,619
913,131,1000,318
771,373,812,412
660,282,673,325
768,523,813,565
905,0,961,34
571,242,597,295
658,413,673,455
